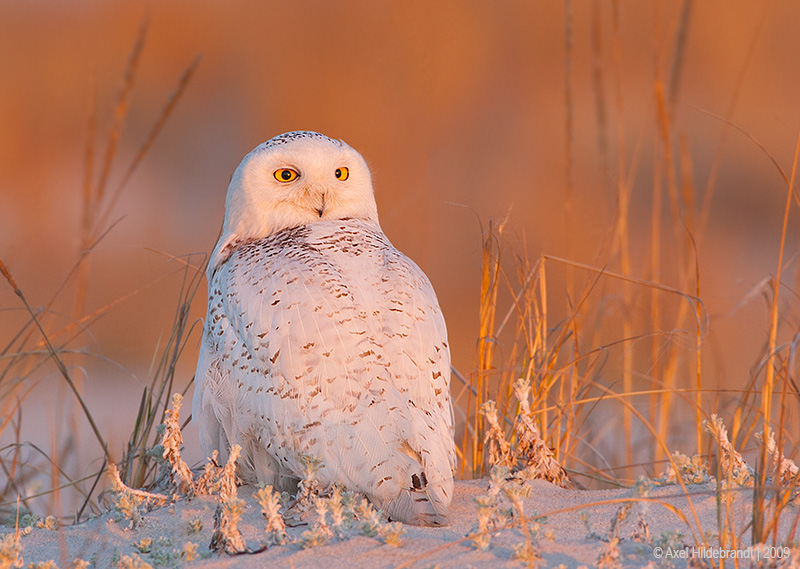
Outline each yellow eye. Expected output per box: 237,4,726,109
274,168,299,182
335,167,349,181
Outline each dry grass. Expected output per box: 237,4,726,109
0,25,202,524
2,3,800,568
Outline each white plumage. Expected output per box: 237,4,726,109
193,131,455,525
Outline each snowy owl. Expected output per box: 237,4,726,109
193,131,455,525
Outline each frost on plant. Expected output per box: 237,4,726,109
704,414,753,487
254,485,287,545
513,378,573,489
210,497,247,555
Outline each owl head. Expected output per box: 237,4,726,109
209,131,379,273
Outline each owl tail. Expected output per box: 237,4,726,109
383,468,451,526
376,440,453,526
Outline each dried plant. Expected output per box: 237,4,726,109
192,444,241,500
377,521,405,547
607,503,631,542
481,400,515,470
704,414,753,487
254,484,287,546
356,497,382,538
180,542,199,561
631,478,652,544
595,537,621,569
513,379,573,488
117,554,153,569
289,454,324,519
0,532,23,569
192,450,221,494
210,497,247,555
472,495,496,550
27,562,58,569
186,517,203,535
504,481,543,568
107,462,168,529
155,393,194,495
327,485,349,537
479,380,572,491
216,445,241,502
657,451,711,486
300,496,333,548
757,428,800,486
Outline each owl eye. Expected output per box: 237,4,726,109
335,167,349,181
274,168,299,182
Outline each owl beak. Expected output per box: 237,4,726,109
315,193,326,217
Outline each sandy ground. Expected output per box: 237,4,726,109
5,478,799,568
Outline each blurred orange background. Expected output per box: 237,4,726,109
2,1,800,499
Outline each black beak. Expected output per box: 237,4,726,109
316,194,326,217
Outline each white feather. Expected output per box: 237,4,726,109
193,132,455,525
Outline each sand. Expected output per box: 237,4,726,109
5,477,799,569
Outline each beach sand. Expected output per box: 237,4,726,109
7,477,797,568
